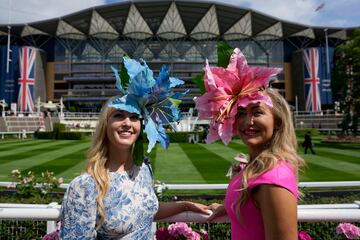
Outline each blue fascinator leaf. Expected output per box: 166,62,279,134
111,66,126,95
124,57,155,96
144,117,158,153
169,77,184,88
157,124,169,149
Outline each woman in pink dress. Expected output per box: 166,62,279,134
195,48,305,240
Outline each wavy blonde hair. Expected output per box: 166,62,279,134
85,104,117,228
236,88,305,216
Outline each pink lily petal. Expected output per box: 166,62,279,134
208,67,241,94
227,48,249,78
194,88,229,119
204,60,217,91
206,125,221,144
218,117,236,145
249,66,282,87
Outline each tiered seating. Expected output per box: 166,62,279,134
294,113,343,131
4,116,44,132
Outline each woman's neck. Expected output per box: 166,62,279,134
249,148,262,162
107,146,133,172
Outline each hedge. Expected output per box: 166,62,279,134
295,128,319,137
34,122,85,140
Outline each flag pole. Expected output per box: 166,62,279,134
6,0,12,73
324,28,330,78
324,28,331,104
6,26,11,73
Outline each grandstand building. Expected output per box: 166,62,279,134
0,0,356,113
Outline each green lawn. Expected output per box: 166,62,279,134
0,137,359,183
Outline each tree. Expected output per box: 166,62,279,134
333,28,360,135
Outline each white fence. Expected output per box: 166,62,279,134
2,181,360,190
0,202,360,234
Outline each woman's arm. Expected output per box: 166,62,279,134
253,185,298,240
59,176,97,239
154,201,209,220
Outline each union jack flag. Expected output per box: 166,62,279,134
303,48,321,112
18,47,36,112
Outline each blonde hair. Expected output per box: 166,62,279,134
85,104,117,228
237,88,305,216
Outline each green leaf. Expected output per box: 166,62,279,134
217,41,233,67
192,74,205,95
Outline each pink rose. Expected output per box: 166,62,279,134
298,230,312,240
336,223,360,239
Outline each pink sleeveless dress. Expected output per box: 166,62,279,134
224,162,298,240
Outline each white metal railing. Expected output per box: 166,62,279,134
0,202,360,234
1,181,360,190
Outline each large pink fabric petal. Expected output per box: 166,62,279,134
204,60,217,91
206,124,221,144
208,67,240,94
227,48,249,78
218,117,235,145
194,88,229,119
249,66,282,87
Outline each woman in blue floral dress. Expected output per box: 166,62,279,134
59,57,208,239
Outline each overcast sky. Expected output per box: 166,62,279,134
0,0,359,28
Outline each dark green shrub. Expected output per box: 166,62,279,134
296,128,318,137
35,131,55,139
167,131,206,143
58,132,85,140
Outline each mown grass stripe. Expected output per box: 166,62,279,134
0,141,91,181
56,160,87,182
0,141,80,164
23,146,89,175
316,142,360,150
154,143,205,184
0,140,77,159
226,141,249,154
302,161,360,181
301,154,360,178
0,140,53,151
200,142,241,163
178,143,230,183
316,147,360,158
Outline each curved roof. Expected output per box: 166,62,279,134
0,0,356,41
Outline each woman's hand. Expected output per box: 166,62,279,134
183,201,210,215
207,203,226,222
155,201,209,220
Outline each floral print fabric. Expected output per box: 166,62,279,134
59,162,159,239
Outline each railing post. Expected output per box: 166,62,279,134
46,202,59,234
47,221,57,234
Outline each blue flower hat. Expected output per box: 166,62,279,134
108,57,187,163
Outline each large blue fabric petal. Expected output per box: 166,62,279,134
124,58,155,96
169,77,184,88
154,66,170,95
108,95,142,116
144,117,158,153
111,66,126,95
157,124,169,149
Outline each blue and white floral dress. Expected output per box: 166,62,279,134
59,161,159,239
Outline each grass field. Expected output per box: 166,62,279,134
0,137,359,183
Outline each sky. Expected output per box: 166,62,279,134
0,0,359,28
